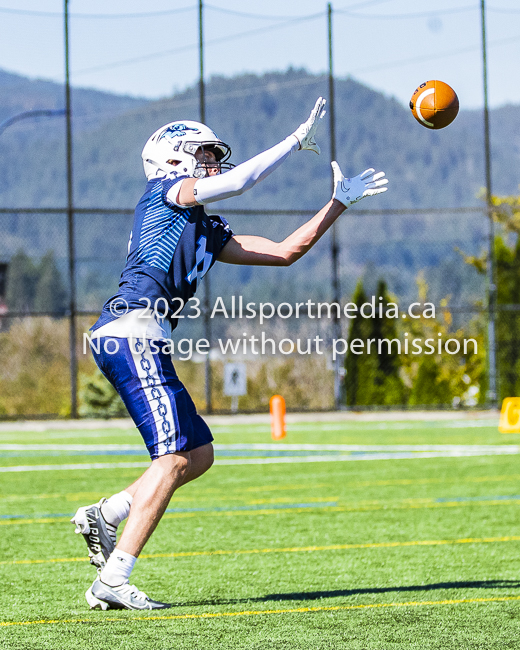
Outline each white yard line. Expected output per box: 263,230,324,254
0,410,500,433
1,443,519,452
0,462,151,472
2,446,520,472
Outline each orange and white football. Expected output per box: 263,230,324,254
409,80,459,129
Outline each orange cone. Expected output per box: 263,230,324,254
270,395,286,440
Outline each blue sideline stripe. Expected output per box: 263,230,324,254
0,451,149,458
0,449,348,458
1,447,519,459
3,496,520,521
0,502,339,521
435,494,520,503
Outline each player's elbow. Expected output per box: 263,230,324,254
281,251,301,267
224,170,257,196
233,178,256,196
273,242,303,266
228,180,247,196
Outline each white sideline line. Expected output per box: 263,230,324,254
0,462,151,473
216,444,520,452
0,420,500,441
0,444,143,451
1,444,518,452
213,449,520,464
0,411,500,433
2,447,520,472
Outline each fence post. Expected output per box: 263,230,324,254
480,0,498,408
64,0,78,418
328,3,342,410
199,0,213,414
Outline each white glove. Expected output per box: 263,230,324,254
292,97,327,154
331,162,388,208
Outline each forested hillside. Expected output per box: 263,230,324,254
1,68,519,308
2,67,520,208
0,68,147,134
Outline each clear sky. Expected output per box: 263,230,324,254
0,0,519,110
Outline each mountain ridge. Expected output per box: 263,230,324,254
1,67,519,306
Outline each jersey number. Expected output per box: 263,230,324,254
186,236,213,286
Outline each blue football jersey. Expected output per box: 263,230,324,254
93,175,233,332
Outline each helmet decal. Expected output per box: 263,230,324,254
159,124,201,140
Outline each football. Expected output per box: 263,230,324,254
409,80,459,129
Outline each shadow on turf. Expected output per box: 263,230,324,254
175,581,520,607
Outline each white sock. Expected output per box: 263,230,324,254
100,549,137,587
101,491,133,528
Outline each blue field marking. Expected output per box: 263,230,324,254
1,444,520,472
2,495,520,522
0,502,339,521
0,462,151,473
0,450,149,458
435,494,520,503
0,512,74,520
1,443,519,460
0,449,367,458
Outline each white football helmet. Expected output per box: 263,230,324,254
141,120,233,180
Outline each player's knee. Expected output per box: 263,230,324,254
155,452,191,480
175,453,192,478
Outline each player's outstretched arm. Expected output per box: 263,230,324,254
217,199,344,267
176,98,326,207
218,162,388,267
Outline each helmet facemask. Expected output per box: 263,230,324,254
191,142,235,179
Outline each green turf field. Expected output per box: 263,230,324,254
1,416,520,649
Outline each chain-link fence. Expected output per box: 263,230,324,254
1,0,513,418
2,203,512,418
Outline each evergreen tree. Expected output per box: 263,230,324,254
369,280,407,405
345,280,377,406
5,251,38,313
494,235,520,400
34,251,67,315
460,194,520,401
345,279,407,407
408,356,451,406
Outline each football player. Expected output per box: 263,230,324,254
72,97,388,610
